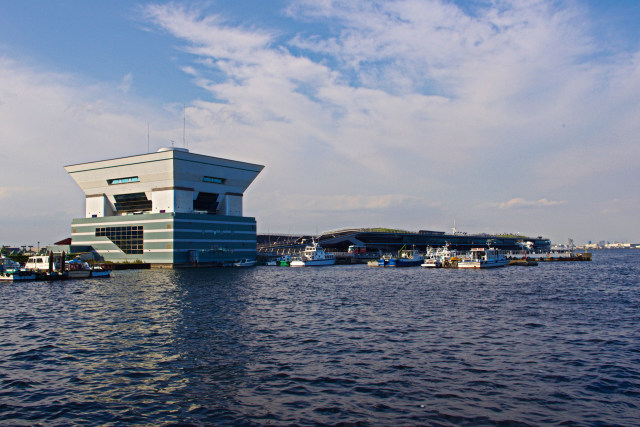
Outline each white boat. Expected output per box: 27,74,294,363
458,248,509,269
25,254,63,271
66,258,92,278
233,259,257,267
290,242,336,267
421,256,441,268
421,245,459,268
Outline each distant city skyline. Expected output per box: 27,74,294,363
1,0,639,245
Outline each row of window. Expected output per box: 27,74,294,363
203,176,225,184
108,176,139,185
107,176,226,185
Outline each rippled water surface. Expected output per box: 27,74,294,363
1,250,639,425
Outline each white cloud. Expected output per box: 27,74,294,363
137,0,640,242
119,72,133,93
1,1,639,245
0,58,178,244
494,198,567,209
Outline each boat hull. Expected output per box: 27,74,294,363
0,271,37,282
421,259,441,268
290,259,336,267
396,258,422,267
458,259,509,269
91,269,112,277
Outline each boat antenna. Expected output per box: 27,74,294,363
183,103,186,148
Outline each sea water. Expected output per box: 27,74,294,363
1,250,638,425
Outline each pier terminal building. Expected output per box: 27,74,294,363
258,229,551,255
65,148,263,267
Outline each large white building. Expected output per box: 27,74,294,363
64,147,264,267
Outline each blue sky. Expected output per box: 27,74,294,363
1,0,639,246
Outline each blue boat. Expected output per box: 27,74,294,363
395,248,423,267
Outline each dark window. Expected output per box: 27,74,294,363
193,192,219,214
114,193,151,213
96,226,143,254
203,176,225,184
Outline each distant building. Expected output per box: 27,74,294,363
65,147,263,267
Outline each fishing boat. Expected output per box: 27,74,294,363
457,248,509,269
377,253,396,267
396,248,423,267
290,242,335,267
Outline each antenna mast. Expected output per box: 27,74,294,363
183,104,186,148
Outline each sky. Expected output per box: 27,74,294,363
1,0,639,246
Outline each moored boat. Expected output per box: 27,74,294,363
90,265,112,277
396,248,423,267
290,242,335,267
0,270,37,282
233,259,257,267
458,248,508,269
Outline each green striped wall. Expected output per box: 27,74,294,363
71,212,257,266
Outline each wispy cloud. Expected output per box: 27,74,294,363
1,1,639,244
136,0,640,241
494,198,567,209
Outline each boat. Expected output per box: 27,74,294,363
265,260,278,266
66,258,92,278
0,256,21,273
278,255,293,266
25,254,63,272
421,245,459,268
90,265,112,277
395,248,423,267
290,242,335,267
457,248,509,269
0,269,37,282
377,253,395,267
233,259,257,267
421,251,441,268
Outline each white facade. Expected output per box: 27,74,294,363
65,147,264,218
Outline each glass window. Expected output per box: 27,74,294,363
203,176,225,184
95,225,143,254
107,176,139,185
